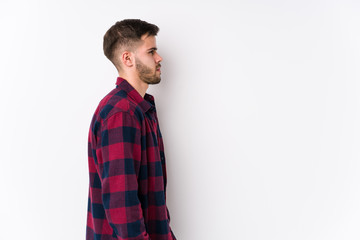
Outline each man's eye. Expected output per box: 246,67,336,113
149,51,155,55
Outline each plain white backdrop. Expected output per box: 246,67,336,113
1,0,360,239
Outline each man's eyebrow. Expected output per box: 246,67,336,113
147,47,157,51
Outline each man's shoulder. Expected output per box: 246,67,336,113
93,87,142,124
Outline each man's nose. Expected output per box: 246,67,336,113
156,52,163,62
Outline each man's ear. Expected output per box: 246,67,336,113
121,51,134,67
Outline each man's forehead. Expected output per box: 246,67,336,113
140,34,157,48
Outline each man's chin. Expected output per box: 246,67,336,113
148,75,161,85
150,79,161,85
142,77,161,85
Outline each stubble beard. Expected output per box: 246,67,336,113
135,58,161,85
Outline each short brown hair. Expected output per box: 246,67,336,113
103,19,159,69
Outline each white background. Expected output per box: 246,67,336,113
1,0,359,239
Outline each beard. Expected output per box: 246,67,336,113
135,57,161,85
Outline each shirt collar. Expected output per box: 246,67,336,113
115,77,156,113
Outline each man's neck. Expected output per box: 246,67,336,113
119,73,148,98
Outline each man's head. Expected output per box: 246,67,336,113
103,19,162,85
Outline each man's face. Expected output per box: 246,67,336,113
134,34,162,85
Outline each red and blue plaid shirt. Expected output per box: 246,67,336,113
86,77,176,240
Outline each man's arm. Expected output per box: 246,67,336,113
98,111,149,239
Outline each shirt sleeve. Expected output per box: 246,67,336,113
97,111,150,239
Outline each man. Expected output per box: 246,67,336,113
86,19,176,240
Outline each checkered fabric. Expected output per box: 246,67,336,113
86,77,176,240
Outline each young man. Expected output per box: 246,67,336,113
86,19,176,240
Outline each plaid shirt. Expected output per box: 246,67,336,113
86,77,176,240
